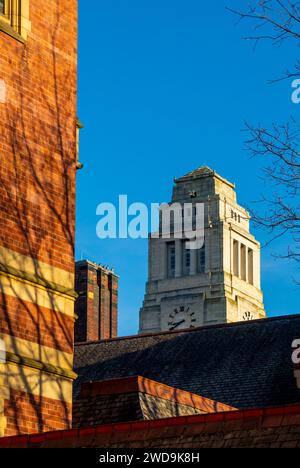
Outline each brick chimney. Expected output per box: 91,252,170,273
74,261,118,342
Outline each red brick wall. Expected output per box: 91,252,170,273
110,274,118,339
75,262,118,342
0,0,77,436
0,1,77,271
99,269,118,340
4,389,72,437
76,263,98,342
1,405,300,448
0,293,73,354
75,262,98,342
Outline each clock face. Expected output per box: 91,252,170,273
168,306,197,331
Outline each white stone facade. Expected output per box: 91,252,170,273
139,167,266,334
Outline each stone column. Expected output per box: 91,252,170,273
239,242,242,280
245,246,249,283
253,249,260,288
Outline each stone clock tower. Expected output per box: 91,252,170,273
139,167,266,334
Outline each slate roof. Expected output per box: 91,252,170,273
180,166,214,178
74,315,300,410
72,376,235,428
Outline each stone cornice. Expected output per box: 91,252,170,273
5,352,77,381
0,263,78,301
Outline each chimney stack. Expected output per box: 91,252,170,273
74,261,118,342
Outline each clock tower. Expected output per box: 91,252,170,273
139,167,266,334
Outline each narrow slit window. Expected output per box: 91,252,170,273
198,245,206,274
167,242,176,279
233,240,239,277
183,242,191,276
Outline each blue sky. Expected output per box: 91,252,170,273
76,0,299,336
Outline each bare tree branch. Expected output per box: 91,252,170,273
228,1,300,277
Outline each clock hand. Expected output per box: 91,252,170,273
170,320,185,331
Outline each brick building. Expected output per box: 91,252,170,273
1,315,300,448
74,260,118,343
71,315,300,448
73,314,300,412
2,404,300,449
1,0,300,450
0,1,78,436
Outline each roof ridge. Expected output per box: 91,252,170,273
74,313,300,347
174,165,235,188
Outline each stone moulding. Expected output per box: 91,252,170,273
0,263,78,301
5,352,77,381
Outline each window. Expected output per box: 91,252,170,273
230,209,241,223
197,245,206,274
167,242,176,278
0,1,31,40
233,240,239,277
241,244,246,281
183,242,191,276
0,0,9,22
